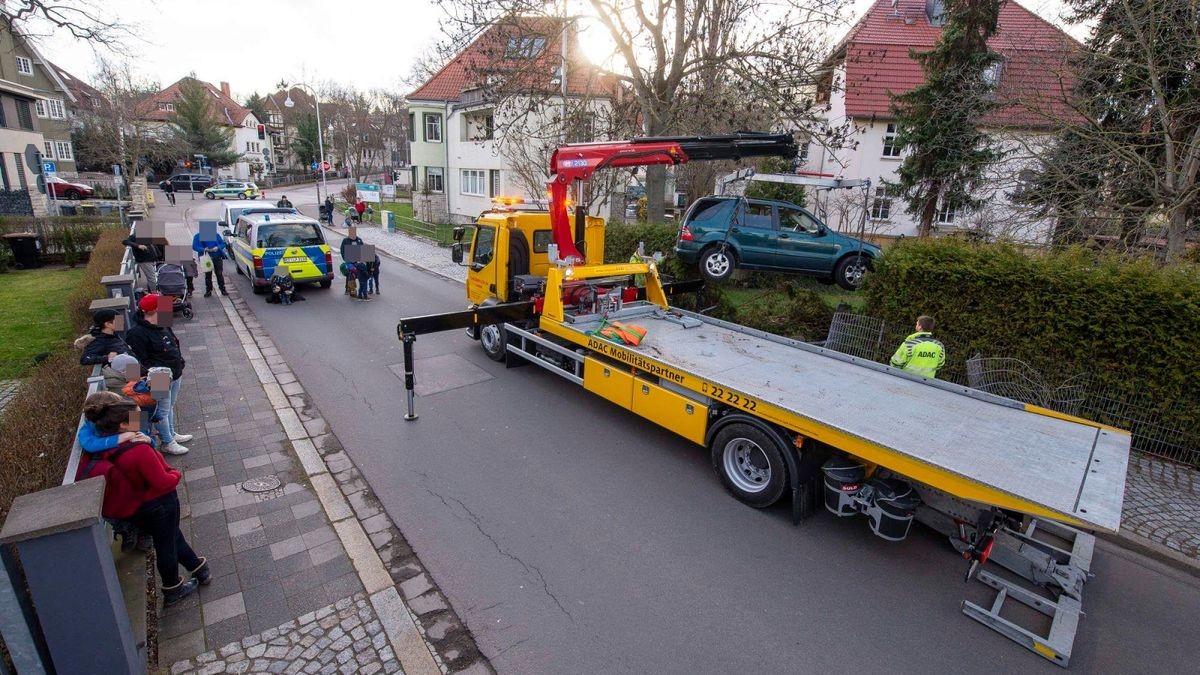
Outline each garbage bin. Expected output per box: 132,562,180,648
381,210,395,232
3,232,42,269
59,204,78,216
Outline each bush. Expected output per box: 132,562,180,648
0,239,10,273
863,238,1200,451
730,283,835,342
0,227,126,521
604,221,680,264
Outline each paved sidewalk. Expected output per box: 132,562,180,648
1119,453,1200,563
0,379,19,416
153,210,488,673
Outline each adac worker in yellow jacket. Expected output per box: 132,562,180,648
890,315,946,378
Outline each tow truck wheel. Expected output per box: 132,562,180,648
480,323,507,362
711,423,787,507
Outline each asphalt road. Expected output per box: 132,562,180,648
174,186,1200,673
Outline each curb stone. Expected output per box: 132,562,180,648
216,287,493,674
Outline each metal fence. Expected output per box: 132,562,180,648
822,312,894,362
62,225,136,486
967,355,1199,467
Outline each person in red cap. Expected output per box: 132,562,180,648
125,294,191,454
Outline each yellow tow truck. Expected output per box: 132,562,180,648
397,133,1130,667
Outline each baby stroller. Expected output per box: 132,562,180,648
155,262,194,319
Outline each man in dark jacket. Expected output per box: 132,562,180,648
125,294,193,445
123,230,164,292
77,308,131,390
340,226,363,260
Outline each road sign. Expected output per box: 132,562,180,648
311,162,320,171
42,162,56,174
322,161,331,172
382,184,396,199
112,164,121,176
356,183,381,203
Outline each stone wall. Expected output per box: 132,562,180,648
412,193,448,224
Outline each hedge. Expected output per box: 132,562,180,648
0,215,121,267
604,221,680,265
863,238,1200,457
0,227,128,521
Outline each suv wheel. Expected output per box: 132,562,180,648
834,254,871,290
700,246,736,283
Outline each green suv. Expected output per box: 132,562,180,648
674,196,880,289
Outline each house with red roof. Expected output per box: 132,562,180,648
137,77,268,181
408,17,618,223
805,0,1077,242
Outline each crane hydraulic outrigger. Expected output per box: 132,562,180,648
396,132,1130,667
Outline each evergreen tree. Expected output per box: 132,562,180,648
290,113,322,169
889,0,1005,237
243,92,269,123
170,78,241,168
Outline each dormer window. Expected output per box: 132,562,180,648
982,59,1004,87
157,102,175,112
506,36,547,59
926,0,946,27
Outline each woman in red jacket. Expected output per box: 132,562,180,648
85,395,210,605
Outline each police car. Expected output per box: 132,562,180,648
228,212,333,293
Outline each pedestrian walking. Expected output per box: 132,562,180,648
125,294,193,452
353,198,366,223
276,195,293,208
322,196,334,223
366,253,380,295
79,393,210,606
123,230,164,292
162,180,176,206
191,229,228,297
889,315,946,379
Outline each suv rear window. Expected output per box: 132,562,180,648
685,199,728,223
257,223,324,248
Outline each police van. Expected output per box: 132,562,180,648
228,212,333,293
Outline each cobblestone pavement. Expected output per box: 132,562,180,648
0,379,19,415
169,593,400,675
1120,453,1200,560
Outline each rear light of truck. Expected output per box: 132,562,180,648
679,225,693,241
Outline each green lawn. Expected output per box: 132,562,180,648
376,201,469,247
0,267,86,378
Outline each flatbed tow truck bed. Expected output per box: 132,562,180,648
540,305,1129,533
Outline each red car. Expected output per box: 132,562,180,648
45,175,95,200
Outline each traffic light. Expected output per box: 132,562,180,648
257,124,265,140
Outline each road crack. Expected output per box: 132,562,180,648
418,479,575,623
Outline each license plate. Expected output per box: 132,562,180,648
282,257,307,264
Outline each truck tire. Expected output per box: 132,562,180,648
710,423,788,507
834,254,870,290
480,323,506,362
700,245,736,283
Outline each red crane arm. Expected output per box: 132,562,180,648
545,133,798,263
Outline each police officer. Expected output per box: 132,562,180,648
890,315,945,378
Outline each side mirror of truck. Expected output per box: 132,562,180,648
452,226,465,242
451,243,464,264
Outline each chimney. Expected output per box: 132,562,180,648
220,81,231,98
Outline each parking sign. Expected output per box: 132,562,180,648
42,162,56,174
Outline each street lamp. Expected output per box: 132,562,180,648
283,84,328,205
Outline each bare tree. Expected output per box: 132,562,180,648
3,0,134,52
1020,0,1199,260
435,0,849,222
73,58,180,176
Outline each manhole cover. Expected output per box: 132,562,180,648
242,476,281,493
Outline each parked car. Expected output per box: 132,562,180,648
227,212,333,293
44,175,95,200
220,201,298,253
674,196,881,289
204,181,261,200
160,174,214,192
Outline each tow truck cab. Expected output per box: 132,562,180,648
452,205,606,306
